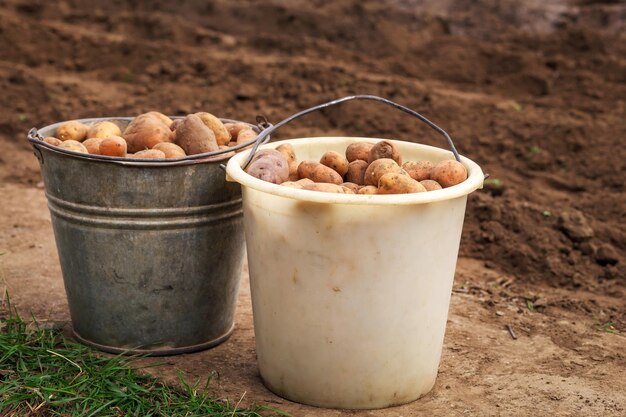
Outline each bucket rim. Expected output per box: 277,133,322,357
28,116,265,167
226,137,484,206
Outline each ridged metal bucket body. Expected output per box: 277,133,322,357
33,117,250,355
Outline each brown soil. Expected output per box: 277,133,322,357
1,0,624,415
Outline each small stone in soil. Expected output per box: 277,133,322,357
557,210,594,242
594,244,619,266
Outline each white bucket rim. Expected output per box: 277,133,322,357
226,137,484,206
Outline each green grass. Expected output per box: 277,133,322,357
594,319,618,334
0,295,278,417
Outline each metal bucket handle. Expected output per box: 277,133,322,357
243,94,461,169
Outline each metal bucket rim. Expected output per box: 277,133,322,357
29,116,267,167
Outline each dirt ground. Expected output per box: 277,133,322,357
1,0,625,415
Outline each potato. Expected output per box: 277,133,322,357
88,121,122,139
378,173,426,194
236,128,257,145
281,181,304,189
82,137,104,154
175,114,219,155
153,142,186,159
145,111,173,128
296,160,319,180
251,149,285,165
276,143,299,181
341,182,360,193
281,179,315,189
224,122,250,140
195,112,231,146
431,160,468,188
420,179,443,191
358,185,378,195
364,158,404,186
345,160,368,185
170,119,183,131
99,136,127,157
345,142,374,163
368,140,401,165
43,137,62,146
311,164,344,184
275,143,296,164
403,160,434,181
245,153,290,184
59,140,88,154
132,149,166,159
124,114,174,153
295,178,315,186
302,183,350,193
56,121,88,142
297,161,343,184
320,151,349,176
298,161,343,185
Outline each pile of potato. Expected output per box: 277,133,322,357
245,140,467,194
41,111,257,159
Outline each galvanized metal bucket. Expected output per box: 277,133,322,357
27,117,268,356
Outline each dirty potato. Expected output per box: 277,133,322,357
170,119,183,131
420,179,443,191
250,149,285,165
153,142,186,159
59,140,88,154
296,160,318,180
175,114,219,155
378,173,426,194
236,128,257,145
88,121,122,139
357,185,378,195
99,136,127,157
56,121,88,142
276,143,299,181
297,161,342,184
364,158,404,186
403,160,434,181
431,160,468,188
302,183,350,193
124,114,174,153
345,160,369,185
195,112,231,146
82,138,104,154
341,182,360,193
368,140,401,165
224,122,250,140
145,111,173,128
132,149,166,159
345,142,374,163
43,137,62,146
320,151,349,176
282,178,315,189
281,181,304,189
245,151,290,184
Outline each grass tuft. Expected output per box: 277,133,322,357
0,294,277,416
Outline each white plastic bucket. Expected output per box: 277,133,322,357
225,96,485,409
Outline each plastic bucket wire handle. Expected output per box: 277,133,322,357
226,96,484,408
242,94,462,170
